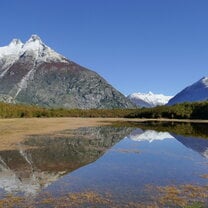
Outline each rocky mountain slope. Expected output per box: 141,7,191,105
0,35,134,109
168,77,208,105
128,91,172,107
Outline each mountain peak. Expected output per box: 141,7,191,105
27,34,43,43
167,77,208,105
0,38,23,58
201,77,208,86
24,35,45,51
128,92,173,108
0,35,134,109
0,34,68,67
20,35,69,63
9,39,23,46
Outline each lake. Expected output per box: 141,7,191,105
0,121,207,207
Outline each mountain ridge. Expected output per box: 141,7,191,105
0,35,135,109
168,77,208,105
128,91,172,107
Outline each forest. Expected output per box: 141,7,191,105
0,101,208,119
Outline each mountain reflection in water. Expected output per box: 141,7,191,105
127,121,208,159
128,127,208,159
0,123,208,207
0,126,133,195
173,134,208,159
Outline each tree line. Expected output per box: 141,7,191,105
126,102,208,119
0,101,208,119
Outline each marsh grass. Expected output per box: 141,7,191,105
146,184,208,208
0,184,207,208
200,174,208,179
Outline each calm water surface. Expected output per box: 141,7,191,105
0,123,208,207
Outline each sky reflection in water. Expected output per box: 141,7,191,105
0,124,207,206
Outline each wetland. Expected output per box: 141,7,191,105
0,118,207,207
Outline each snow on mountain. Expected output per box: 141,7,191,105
0,35,68,67
0,39,23,58
168,77,208,105
0,39,24,78
22,35,68,63
128,92,173,108
0,35,134,109
0,35,68,81
127,129,174,142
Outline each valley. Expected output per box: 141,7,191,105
1,1,208,207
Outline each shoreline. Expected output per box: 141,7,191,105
120,118,208,123
0,117,208,151
1,117,208,122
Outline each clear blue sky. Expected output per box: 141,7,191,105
1,0,208,96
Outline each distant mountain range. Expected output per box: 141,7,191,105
129,77,208,108
1,35,207,109
168,77,208,105
0,35,134,109
127,92,173,107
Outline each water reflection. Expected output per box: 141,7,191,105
173,134,208,159
0,126,133,195
128,129,174,142
125,121,208,139
41,124,208,206
124,121,208,158
128,127,208,158
0,123,208,207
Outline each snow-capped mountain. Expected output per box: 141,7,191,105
0,35,68,79
0,35,134,109
127,129,174,142
168,77,208,105
127,92,173,108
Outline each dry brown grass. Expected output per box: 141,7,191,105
0,118,208,151
200,174,208,179
0,117,123,151
1,117,208,151
0,117,169,151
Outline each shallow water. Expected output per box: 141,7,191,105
0,123,208,207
